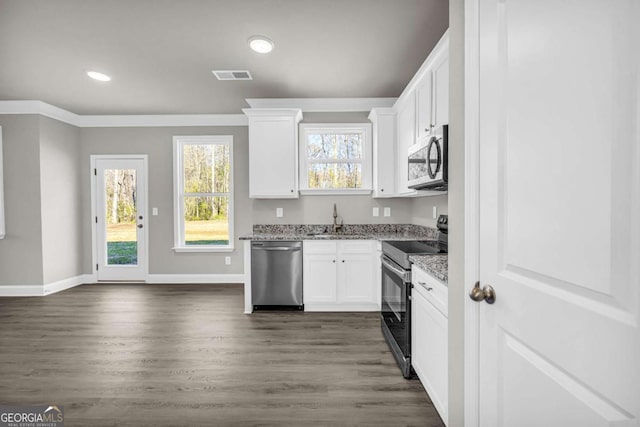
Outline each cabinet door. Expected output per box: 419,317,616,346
369,108,397,197
336,241,376,305
395,94,417,195
412,287,448,424
415,73,433,142
248,117,298,198
337,253,375,304
431,53,449,129
303,253,337,303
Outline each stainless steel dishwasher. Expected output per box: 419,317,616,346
251,241,303,310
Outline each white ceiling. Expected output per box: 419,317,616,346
0,0,449,115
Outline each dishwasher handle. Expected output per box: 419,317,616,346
252,246,301,252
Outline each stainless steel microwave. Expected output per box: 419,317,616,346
407,124,448,191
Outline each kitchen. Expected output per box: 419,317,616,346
0,1,638,426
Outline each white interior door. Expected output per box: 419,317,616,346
94,157,147,281
472,0,639,425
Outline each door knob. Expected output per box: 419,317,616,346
137,224,143,229
469,281,496,304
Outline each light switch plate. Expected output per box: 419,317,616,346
432,206,437,219
276,208,283,218
372,207,380,217
384,207,391,217
152,207,158,216
225,256,231,265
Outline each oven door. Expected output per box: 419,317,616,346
381,255,410,357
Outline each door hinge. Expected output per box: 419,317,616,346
94,168,97,176
96,263,99,271
95,216,98,224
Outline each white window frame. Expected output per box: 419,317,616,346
0,126,5,239
173,135,234,252
298,123,372,195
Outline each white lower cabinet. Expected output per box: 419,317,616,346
303,240,378,311
411,265,448,425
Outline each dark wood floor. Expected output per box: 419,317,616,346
0,284,444,427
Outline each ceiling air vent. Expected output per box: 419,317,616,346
212,70,253,81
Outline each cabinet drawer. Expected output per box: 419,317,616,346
412,265,448,317
338,240,375,254
303,240,337,254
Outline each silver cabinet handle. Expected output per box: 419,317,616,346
418,281,433,291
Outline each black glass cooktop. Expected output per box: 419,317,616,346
382,240,447,270
385,240,445,254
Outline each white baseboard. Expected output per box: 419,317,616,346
0,273,243,296
43,274,95,295
146,274,245,284
0,273,94,297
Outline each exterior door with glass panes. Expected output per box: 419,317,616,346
94,157,147,281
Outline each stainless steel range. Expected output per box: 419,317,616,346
381,215,448,378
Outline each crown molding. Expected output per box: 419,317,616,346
0,100,248,127
0,97,398,127
242,108,303,122
244,97,397,112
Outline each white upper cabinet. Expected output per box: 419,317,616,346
431,51,449,131
243,108,302,198
415,72,433,143
415,42,449,143
368,108,397,198
395,93,417,196
388,29,449,198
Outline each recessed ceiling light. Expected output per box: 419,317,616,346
248,36,274,54
87,71,111,82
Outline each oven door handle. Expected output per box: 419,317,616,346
381,256,408,279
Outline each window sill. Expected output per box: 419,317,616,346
299,189,372,196
173,246,235,253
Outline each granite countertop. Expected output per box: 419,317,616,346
409,254,448,284
239,224,440,242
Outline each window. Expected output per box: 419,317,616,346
299,123,372,194
173,136,233,252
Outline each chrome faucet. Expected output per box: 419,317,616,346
332,203,344,233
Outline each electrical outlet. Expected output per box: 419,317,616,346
372,207,380,217
276,208,284,218
152,207,158,216
384,207,391,217
225,256,231,265
432,206,437,219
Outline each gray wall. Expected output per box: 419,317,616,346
79,126,250,275
448,0,465,425
0,115,44,286
410,194,449,227
39,117,84,283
